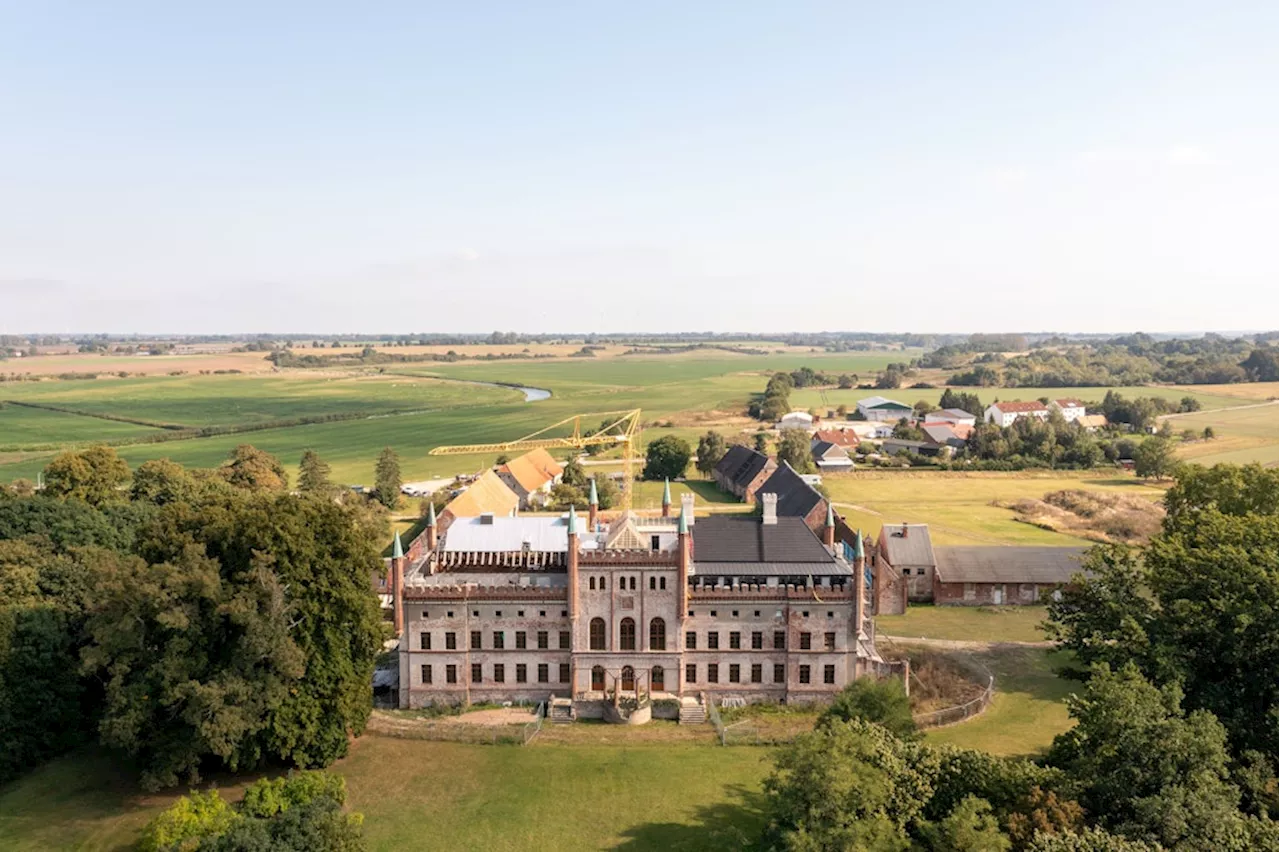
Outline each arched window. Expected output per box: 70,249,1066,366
649,617,666,651
589,617,606,650
651,665,665,691
619,617,636,651
600,576,607,590
621,665,635,691
591,665,605,691
589,577,596,590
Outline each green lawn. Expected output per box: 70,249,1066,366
0,739,772,852
0,403,164,449
1170,403,1279,466
825,470,1164,546
874,604,1049,644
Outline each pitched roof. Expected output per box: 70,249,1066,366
755,461,824,519
693,515,834,564
810,440,850,461
926,408,976,421
442,470,520,519
813,428,859,447
1077,414,1108,428
1053,398,1085,408
858,396,911,410
990,400,1049,413
443,516,570,552
921,423,962,445
714,445,772,489
499,448,563,492
934,546,1088,584
878,523,935,566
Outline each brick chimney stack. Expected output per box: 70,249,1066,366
823,502,835,549
661,478,672,518
901,521,909,539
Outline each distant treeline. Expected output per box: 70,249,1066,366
945,333,1279,387
266,347,558,368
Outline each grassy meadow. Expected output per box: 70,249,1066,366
874,604,1050,644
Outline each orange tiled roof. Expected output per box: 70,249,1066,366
499,448,564,493
443,470,520,519
992,400,1048,413
813,428,860,447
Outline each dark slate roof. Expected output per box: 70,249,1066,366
714,445,771,489
693,516,833,564
754,462,824,519
934,546,1088,584
810,440,850,461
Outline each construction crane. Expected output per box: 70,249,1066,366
429,409,643,509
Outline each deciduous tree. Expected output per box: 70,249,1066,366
218,444,288,492
42,445,130,505
642,436,692,481
776,429,816,474
695,431,728,476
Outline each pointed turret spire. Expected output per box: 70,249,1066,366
589,478,599,506
853,529,864,559
677,505,689,534
567,504,578,535
826,502,835,527
662,478,671,505
426,501,437,527
392,531,404,559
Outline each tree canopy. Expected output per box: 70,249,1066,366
642,436,692,481
695,431,728,476
776,429,816,474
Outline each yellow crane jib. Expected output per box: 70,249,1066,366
428,409,643,509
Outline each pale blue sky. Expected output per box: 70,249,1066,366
1,2,1275,334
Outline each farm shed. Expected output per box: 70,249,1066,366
931,546,1088,606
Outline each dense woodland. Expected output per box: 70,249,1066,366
0,445,386,791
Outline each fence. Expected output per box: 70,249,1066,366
521,702,546,745
706,693,728,745
911,672,995,729
369,703,546,746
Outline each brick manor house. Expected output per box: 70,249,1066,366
388,483,894,716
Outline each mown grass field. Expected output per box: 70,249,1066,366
1169,403,1279,466
822,470,1166,545
874,604,1050,644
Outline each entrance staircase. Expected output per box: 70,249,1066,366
548,697,575,724
678,697,707,725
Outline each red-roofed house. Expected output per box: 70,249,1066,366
1049,398,1088,422
812,428,860,448
984,400,1050,427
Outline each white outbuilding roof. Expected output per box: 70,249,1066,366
442,516,570,553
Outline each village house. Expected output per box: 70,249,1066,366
1076,413,1108,431
1048,398,1088,423
920,423,968,451
812,427,860,449
880,438,944,458
439,469,520,531
810,439,854,471
924,408,977,428
856,396,913,422
983,400,1050,427
932,546,1087,605
390,490,893,717
713,445,777,502
496,448,564,509
874,523,935,613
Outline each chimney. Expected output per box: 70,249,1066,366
566,505,580,620
425,501,438,551
680,492,695,525
762,493,778,525
661,478,672,518
677,507,691,620
823,502,835,549
901,522,909,539
588,477,599,531
390,533,406,637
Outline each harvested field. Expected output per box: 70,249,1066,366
1009,489,1165,544
0,350,274,376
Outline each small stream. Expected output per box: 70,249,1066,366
467,381,551,402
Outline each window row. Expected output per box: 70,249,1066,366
688,609,840,619
683,631,838,651
588,617,666,651
419,609,568,619
682,663,837,685
586,575,669,591
421,662,571,685
419,630,571,651
589,665,665,691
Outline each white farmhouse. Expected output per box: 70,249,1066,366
778,410,815,430
1048,398,1088,423
984,400,1050,427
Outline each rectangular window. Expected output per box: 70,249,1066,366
902,568,911,576
650,535,660,551
774,663,785,683
446,665,457,684
729,631,741,650
537,664,549,683
800,632,812,650
751,631,763,650
685,631,697,650
560,630,571,649
649,576,656,590
824,632,836,651
537,631,548,649
707,663,719,683
421,664,432,684
419,632,431,650
514,631,525,650
685,663,697,684
471,663,482,683
729,664,740,683
445,632,457,650
751,663,762,683
494,663,505,683
495,631,506,650
559,663,570,683
516,664,527,683
470,630,482,650
824,664,836,685
707,632,720,650
799,665,811,684
774,631,786,650
660,577,667,590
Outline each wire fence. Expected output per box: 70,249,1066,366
369,703,546,747
911,673,995,729
521,701,546,744
706,694,727,745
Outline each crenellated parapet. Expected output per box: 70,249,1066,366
580,549,678,566
403,583,569,602
690,584,856,601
